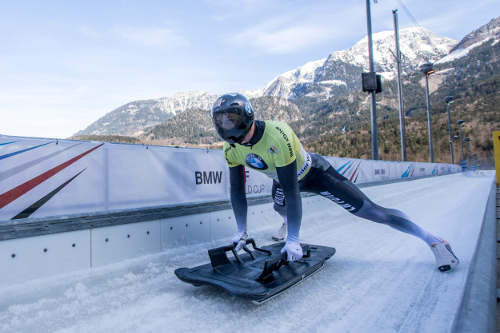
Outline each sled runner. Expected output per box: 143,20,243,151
174,238,336,304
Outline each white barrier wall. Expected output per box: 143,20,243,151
0,196,337,285
0,135,460,222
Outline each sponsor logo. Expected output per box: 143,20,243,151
287,143,293,157
337,160,361,183
247,184,266,194
297,152,311,179
268,145,278,155
245,153,268,170
245,103,252,116
276,126,289,141
402,163,414,178
274,187,285,205
195,171,223,185
320,191,356,212
224,146,235,166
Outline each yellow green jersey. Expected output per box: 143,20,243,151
223,121,311,181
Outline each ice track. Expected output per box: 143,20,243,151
0,172,494,333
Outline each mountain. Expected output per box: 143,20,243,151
437,16,500,64
139,96,303,146
306,36,500,166
74,91,218,136
137,19,500,165
73,27,457,137
265,27,457,100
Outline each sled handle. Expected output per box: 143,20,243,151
256,252,288,281
256,244,311,281
245,238,272,256
232,238,273,263
208,238,272,270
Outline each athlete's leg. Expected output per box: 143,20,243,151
271,181,288,241
354,200,442,246
303,166,442,246
339,175,458,270
300,164,457,270
272,180,287,219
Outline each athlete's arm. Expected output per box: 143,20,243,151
276,160,302,249
229,165,248,236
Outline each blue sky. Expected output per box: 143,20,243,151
1,0,499,138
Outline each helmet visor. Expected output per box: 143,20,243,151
213,110,246,131
212,107,249,143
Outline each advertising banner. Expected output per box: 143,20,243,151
0,136,461,222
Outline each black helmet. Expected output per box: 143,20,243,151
211,93,254,144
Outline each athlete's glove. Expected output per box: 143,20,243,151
230,231,248,252
281,240,303,262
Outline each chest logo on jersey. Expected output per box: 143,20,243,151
245,153,268,170
268,145,278,155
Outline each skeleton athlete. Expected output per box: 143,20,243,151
211,93,459,271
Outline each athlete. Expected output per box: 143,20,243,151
211,93,459,272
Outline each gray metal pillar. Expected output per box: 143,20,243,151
366,0,378,160
446,103,454,164
393,10,406,161
458,122,465,161
424,74,434,162
465,139,470,170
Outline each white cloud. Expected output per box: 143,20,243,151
221,1,367,55
231,21,334,54
111,26,188,48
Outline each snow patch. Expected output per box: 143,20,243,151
318,80,347,86
436,40,485,64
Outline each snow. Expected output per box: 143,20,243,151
265,58,327,90
240,88,265,99
436,41,485,64
0,171,494,333
260,26,458,100
318,80,347,86
156,91,218,113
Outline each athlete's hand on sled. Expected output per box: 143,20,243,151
230,231,248,252
281,241,303,261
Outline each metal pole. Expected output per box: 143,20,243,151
446,102,454,164
366,0,378,160
459,124,464,161
424,74,434,162
465,140,470,170
393,10,406,161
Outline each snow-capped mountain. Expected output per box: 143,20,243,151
75,27,458,137
260,59,328,99
436,17,500,64
263,27,457,100
74,91,218,136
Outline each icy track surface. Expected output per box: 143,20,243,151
0,172,495,333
